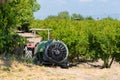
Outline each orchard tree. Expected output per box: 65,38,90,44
85,16,94,20
0,0,40,54
88,20,120,68
58,11,70,20
102,16,114,20
10,0,40,31
46,15,58,20
71,13,84,20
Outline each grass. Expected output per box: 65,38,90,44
0,55,120,80
61,78,67,80
101,76,107,80
18,67,24,72
2,66,11,72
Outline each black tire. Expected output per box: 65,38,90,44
33,52,43,65
33,57,38,65
60,63,69,69
45,41,69,64
38,52,43,64
59,59,69,69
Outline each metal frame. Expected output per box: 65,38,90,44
30,28,52,40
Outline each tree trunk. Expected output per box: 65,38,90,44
76,54,80,62
109,56,115,68
103,58,110,68
103,61,109,68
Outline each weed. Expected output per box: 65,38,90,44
2,66,11,72
18,67,24,72
61,78,67,80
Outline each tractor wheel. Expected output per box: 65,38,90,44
25,50,32,59
33,52,43,65
38,52,43,65
24,46,33,59
59,59,69,69
45,41,69,64
33,57,38,65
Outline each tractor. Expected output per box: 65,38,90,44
24,28,69,68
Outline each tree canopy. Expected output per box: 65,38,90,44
46,11,71,20
71,13,84,20
0,0,40,54
46,11,95,20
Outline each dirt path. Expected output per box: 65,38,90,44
0,60,120,80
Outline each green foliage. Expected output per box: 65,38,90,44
71,13,84,20
102,16,116,20
0,31,27,54
46,15,58,20
2,66,11,71
0,0,40,54
30,0,40,12
30,19,120,68
46,11,94,21
85,16,94,20
58,11,70,20
10,0,40,30
46,11,70,20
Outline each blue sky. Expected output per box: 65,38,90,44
34,0,120,20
